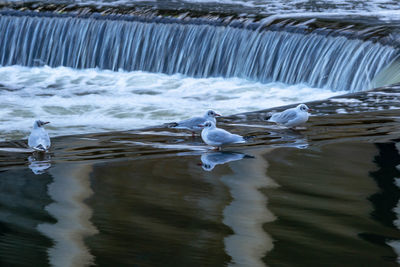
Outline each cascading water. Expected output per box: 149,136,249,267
0,12,398,92
0,11,399,140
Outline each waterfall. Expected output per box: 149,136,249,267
0,13,398,92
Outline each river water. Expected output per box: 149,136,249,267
1,0,400,266
1,88,400,266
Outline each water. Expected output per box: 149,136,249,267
4,0,400,21
0,14,398,92
1,100,400,266
263,142,400,266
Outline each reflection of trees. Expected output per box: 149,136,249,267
366,141,400,262
369,143,400,227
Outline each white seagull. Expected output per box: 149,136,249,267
28,120,51,152
170,110,221,136
200,121,245,150
269,104,311,128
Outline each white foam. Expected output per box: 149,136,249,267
3,0,400,22
0,65,341,141
69,0,400,22
259,10,400,24
329,98,362,103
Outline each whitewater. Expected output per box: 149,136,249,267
0,66,341,141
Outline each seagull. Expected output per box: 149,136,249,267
169,110,221,136
28,120,51,152
269,104,311,128
200,121,245,150
200,151,251,171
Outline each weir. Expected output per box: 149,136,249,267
0,12,399,92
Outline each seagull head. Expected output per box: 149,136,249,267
34,120,50,129
201,163,215,171
297,104,311,112
198,120,216,129
205,110,221,118
199,154,216,171
196,161,215,171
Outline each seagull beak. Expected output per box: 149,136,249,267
197,163,203,166
215,113,221,117
308,108,313,112
198,124,204,127
43,121,50,125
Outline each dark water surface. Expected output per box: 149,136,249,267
1,88,400,266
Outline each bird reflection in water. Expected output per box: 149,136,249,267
28,152,51,175
199,151,254,171
268,127,309,149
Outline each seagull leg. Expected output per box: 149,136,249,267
192,132,196,137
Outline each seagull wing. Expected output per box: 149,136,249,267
173,116,205,130
42,132,51,149
271,109,298,125
207,129,244,145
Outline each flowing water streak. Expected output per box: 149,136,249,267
0,13,398,92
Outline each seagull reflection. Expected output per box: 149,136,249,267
28,153,51,175
269,128,309,149
200,151,254,171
